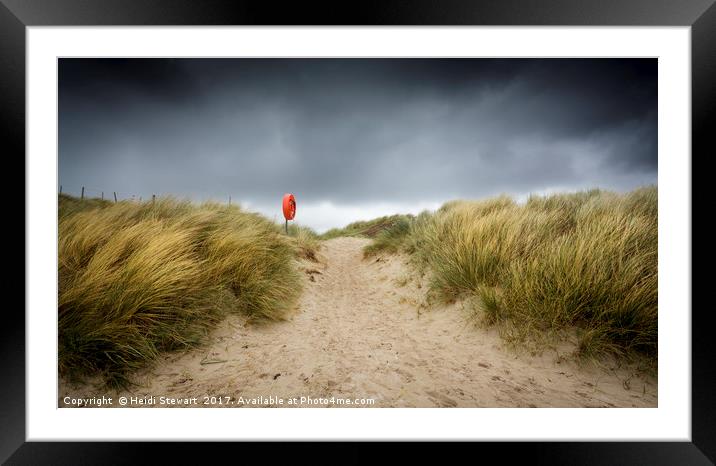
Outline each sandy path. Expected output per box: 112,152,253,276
60,237,657,408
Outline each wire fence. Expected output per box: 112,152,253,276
59,185,234,205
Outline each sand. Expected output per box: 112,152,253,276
59,237,657,408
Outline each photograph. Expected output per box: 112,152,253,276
4,0,709,459
57,57,659,409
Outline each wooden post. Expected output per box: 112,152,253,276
101,191,104,200
81,186,84,200
59,185,62,194
113,192,117,203
285,219,288,234
152,194,156,205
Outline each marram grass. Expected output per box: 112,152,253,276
321,214,414,240
58,195,313,388
363,186,657,361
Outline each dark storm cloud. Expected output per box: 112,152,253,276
59,58,657,228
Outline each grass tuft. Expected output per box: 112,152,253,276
363,216,414,257
287,223,321,262
59,195,303,387
361,186,658,361
321,214,414,240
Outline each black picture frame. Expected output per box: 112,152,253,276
4,0,712,464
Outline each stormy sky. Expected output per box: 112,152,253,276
59,58,657,232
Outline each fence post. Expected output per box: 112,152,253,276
81,186,84,200
114,192,117,203
152,194,156,205
59,185,62,194
101,192,104,200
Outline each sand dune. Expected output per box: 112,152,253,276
60,237,657,408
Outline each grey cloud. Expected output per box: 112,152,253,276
59,58,657,222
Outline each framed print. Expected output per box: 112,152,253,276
5,0,712,463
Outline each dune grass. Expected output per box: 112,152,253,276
320,214,414,240
362,186,658,361
363,215,414,257
58,195,306,388
287,223,322,262
58,193,113,219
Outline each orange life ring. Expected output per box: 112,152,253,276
282,193,296,220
